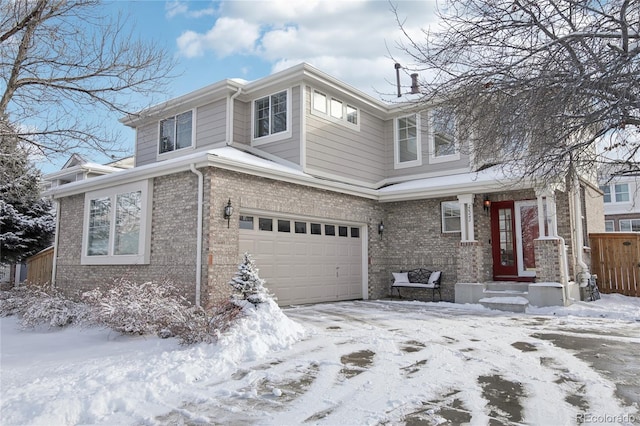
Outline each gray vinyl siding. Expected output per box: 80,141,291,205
385,111,471,179
195,99,227,148
251,85,301,165
306,103,386,184
233,99,250,146
135,122,158,167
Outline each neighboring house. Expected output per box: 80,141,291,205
599,173,640,232
44,63,604,309
43,154,133,191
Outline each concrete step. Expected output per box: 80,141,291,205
479,296,529,313
484,282,530,292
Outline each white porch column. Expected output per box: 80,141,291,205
457,194,476,242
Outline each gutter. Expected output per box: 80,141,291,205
226,87,243,145
51,200,60,287
190,164,204,307
572,168,590,286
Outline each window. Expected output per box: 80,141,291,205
429,107,459,163
395,114,421,167
338,226,348,237
278,219,291,233
620,219,640,232
239,216,254,230
311,89,359,128
82,181,151,265
259,218,273,231
159,111,193,154
295,221,307,234
442,201,461,233
311,223,322,235
254,90,288,140
601,185,611,203
350,227,360,238
614,183,629,202
325,224,336,236
313,91,327,113
604,220,614,232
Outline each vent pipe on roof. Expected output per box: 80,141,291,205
410,73,420,94
395,63,402,98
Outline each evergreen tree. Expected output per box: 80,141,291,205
228,253,273,306
0,138,55,264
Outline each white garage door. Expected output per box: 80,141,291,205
238,214,364,306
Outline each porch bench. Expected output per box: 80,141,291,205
391,268,442,301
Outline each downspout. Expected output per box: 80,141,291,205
226,86,243,146
51,199,60,287
571,167,590,287
190,164,204,307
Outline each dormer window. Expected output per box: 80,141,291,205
253,90,288,140
159,111,193,155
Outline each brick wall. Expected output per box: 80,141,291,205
55,172,201,301
534,238,564,283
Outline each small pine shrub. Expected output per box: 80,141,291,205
229,252,274,306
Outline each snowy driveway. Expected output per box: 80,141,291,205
2,298,640,425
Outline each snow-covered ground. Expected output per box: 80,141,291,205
2,295,639,425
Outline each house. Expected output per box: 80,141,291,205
599,172,640,232
43,63,604,309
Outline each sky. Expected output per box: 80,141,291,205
2,295,639,424
39,0,440,173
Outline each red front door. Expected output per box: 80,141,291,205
491,201,518,280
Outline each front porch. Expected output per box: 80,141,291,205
455,281,581,310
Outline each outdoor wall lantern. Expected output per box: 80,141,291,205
378,220,384,237
483,196,491,214
223,199,233,228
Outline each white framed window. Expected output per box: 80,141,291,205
604,220,614,232
429,107,459,163
442,201,461,233
311,89,359,129
614,183,630,202
252,89,291,144
159,111,193,155
619,218,640,232
394,114,421,168
82,180,152,265
600,185,611,203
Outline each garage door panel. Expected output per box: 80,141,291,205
239,216,363,306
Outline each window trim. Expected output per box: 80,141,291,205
604,219,615,232
428,108,460,164
394,113,422,169
157,110,195,159
81,180,152,265
619,218,640,232
251,89,292,146
441,201,462,233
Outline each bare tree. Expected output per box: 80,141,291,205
0,0,175,160
394,0,639,182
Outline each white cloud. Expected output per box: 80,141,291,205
177,17,261,58
165,1,217,19
174,0,439,96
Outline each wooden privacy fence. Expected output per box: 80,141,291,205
26,246,54,285
589,233,640,297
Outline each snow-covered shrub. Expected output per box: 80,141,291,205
82,278,192,335
169,300,245,345
0,283,87,328
229,252,274,306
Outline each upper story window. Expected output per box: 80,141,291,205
311,89,359,128
159,111,193,155
253,90,289,143
601,183,629,203
394,114,421,168
82,180,151,265
429,107,459,163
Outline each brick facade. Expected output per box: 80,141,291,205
53,167,599,306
